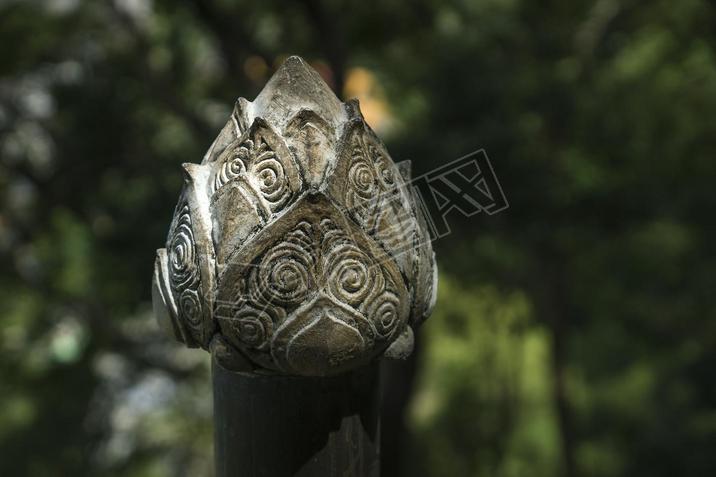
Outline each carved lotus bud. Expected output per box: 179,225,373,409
152,56,437,376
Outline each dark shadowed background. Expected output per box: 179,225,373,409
1,0,715,476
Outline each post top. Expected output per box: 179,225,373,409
152,56,437,376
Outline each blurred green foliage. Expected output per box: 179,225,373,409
1,0,715,476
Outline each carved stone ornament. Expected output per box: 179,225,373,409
152,56,437,376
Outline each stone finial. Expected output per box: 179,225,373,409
152,56,437,376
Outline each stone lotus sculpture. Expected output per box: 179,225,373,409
152,56,437,376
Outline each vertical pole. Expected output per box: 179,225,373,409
212,357,380,477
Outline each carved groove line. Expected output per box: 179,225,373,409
345,140,379,229
318,218,401,340
168,203,203,334
219,216,406,359
371,145,397,190
213,142,248,193
251,141,290,210
320,218,384,308
212,134,293,213
251,221,315,308
231,305,274,350
366,289,401,338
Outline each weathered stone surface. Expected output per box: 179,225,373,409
152,56,437,376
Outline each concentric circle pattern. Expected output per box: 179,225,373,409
251,222,314,308
169,205,197,290
179,289,202,327
167,202,204,342
348,156,377,199
230,306,274,349
365,289,401,339
372,146,396,190
214,142,250,192
325,242,383,307
252,142,290,209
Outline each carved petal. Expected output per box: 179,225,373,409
153,248,196,346
271,296,371,376
211,118,302,215
211,178,264,271
251,56,346,134
284,109,336,188
201,98,250,164
163,164,216,348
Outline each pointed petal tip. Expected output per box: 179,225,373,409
281,55,310,70
181,162,198,177
181,163,211,185
250,55,346,131
266,55,332,95
344,98,368,122
274,56,321,80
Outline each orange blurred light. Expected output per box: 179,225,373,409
343,67,391,133
244,55,269,84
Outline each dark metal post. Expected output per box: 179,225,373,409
151,56,437,477
213,359,380,477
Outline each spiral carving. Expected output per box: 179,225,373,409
365,289,401,339
318,218,383,308
348,156,377,199
167,203,203,342
251,141,290,210
372,146,397,190
217,269,285,353
325,242,383,307
344,142,380,229
213,142,250,192
251,222,314,308
213,133,293,212
179,288,202,328
228,306,274,349
214,213,411,373
169,204,199,291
